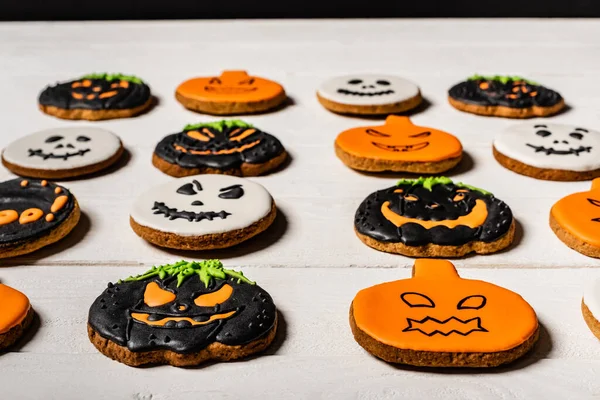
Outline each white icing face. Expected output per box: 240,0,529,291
130,175,273,236
2,127,121,171
317,74,420,106
494,123,600,172
584,279,600,320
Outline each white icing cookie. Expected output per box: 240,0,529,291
583,279,600,320
2,127,122,171
130,175,273,236
317,74,420,106
494,123,600,172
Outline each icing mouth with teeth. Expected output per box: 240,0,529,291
337,89,395,97
131,310,237,328
403,316,488,336
525,144,592,156
371,142,429,152
152,202,231,222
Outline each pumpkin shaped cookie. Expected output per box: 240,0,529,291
335,116,462,173
582,278,600,340
88,259,278,367
350,259,539,367
0,283,34,350
153,120,287,177
176,70,287,115
354,177,514,257
448,75,564,118
39,73,153,121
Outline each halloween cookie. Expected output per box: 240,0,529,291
38,73,153,121
0,179,80,258
550,179,600,258
448,75,564,118
350,259,539,367
354,177,514,257
317,74,422,115
0,283,34,350
153,119,286,177
130,175,275,250
494,123,600,181
2,127,124,179
175,70,287,115
582,278,600,340
335,116,462,173
88,259,277,367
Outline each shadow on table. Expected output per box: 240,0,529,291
321,97,433,121
0,310,41,354
56,148,132,182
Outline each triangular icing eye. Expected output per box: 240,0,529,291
186,130,212,142
45,136,64,143
401,292,435,308
76,136,91,142
194,284,233,307
209,78,221,84
587,198,600,208
365,129,390,138
144,282,176,307
177,183,196,195
409,131,431,138
219,184,244,199
457,295,486,310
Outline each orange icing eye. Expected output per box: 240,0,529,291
19,208,43,224
51,195,69,213
92,86,102,92
143,282,176,307
0,210,18,225
404,194,419,201
229,129,256,142
394,189,404,194
186,130,211,142
453,192,466,202
479,82,489,90
81,80,92,87
529,91,538,97
194,284,234,307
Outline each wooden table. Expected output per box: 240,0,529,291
1,18,599,399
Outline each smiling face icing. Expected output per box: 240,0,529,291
494,123,600,172
2,127,121,171
130,175,273,236
318,74,420,106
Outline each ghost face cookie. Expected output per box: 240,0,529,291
2,127,124,179
448,75,564,118
350,259,539,367
39,73,153,121
88,259,277,367
153,120,287,177
354,177,514,257
0,283,34,350
494,123,600,181
335,116,462,173
0,179,80,258
130,175,275,250
176,70,287,115
317,74,422,115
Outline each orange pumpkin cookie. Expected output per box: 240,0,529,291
550,179,600,258
175,70,287,115
0,283,34,350
350,259,539,367
335,116,462,173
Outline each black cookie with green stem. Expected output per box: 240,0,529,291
88,259,278,367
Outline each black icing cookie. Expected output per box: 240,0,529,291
87,260,278,367
354,177,515,257
0,178,79,258
152,120,287,177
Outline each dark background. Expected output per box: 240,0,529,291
3,0,600,20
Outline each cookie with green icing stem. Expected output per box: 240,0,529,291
152,119,288,177
448,75,564,118
87,259,278,367
354,177,515,257
38,73,153,121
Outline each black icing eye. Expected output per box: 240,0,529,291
365,129,390,138
401,292,435,308
569,133,584,140
45,136,63,143
536,130,551,137
376,80,390,86
209,78,221,84
239,79,255,85
76,136,91,142
457,295,487,310
176,183,197,195
347,79,362,85
219,184,244,199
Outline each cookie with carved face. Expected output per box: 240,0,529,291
448,75,564,118
494,123,600,181
350,259,539,367
317,74,422,115
38,73,153,121
152,119,287,177
88,259,278,367
176,70,287,115
354,177,514,257
130,175,276,250
2,127,124,179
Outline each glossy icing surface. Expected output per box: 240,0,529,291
0,283,30,334
318,74,420,106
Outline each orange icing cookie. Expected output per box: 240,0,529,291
0,283,31,334
351,259,538,358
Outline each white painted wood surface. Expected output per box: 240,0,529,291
0,19,599,399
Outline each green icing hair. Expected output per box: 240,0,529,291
183,119,253,132
467,74,538,85
120,259,255,288
396,177,491,195
81,73,144,84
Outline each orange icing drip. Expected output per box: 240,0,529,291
131,311,236,327
0,284,30,334
54,187,62,194
50,196,68,213
45,214,55,222
19,208,44,224
143,282,176,307
20,180,28,187
194,284,233,307
381,199,488,229
99,90,118,99
41,180,48,187
0,210,18,225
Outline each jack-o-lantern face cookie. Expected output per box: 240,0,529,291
448,75,564,118
152,120,287,177
494,123,600,181
0,179,80,258
175,70,287,115
350,259,539,367
354,177,514,257
317,74,422,115
88,259,277,367
38,73,153,121
2,127,124,179
582,278,600,341
130,175,275,250
334,116,462,173
0,283,34,350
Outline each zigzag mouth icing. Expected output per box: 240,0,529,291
526,144,592,156
204,87,257,94
403,316,488,336
152,202,231,222
28,148,90,160
337,89,395,97
130,310,237,328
